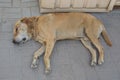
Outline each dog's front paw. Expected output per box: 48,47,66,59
31,59,38,69
91,60,96,66
31,63,38,69
98,59,104,65
45,68,51,74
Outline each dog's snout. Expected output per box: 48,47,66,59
12,40,19,44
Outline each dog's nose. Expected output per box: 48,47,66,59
22,38,26,41
12,40,16,43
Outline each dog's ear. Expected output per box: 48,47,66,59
21,17,32,24
21,17,34,29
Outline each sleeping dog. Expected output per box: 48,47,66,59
13,13,112,73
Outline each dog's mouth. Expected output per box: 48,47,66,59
12,40,21,45
12,40,27,45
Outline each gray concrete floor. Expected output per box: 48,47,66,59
0,0,120,80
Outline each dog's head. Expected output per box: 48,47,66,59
13,17,33,44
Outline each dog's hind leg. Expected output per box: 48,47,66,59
80,38,97,66
31,45,45,68
85,29,104,65
44,39,56,74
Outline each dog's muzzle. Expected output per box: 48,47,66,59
12,37,27,44
12,39,20,44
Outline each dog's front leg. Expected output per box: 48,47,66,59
44,40,55,74
31,45,45,68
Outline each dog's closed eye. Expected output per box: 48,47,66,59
16,28,18,32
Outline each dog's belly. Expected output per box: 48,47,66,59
56,29,85,40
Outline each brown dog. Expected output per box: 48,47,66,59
13,13,112,73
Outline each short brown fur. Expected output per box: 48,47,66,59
13,13,112,73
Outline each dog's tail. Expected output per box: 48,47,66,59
102,26,112,46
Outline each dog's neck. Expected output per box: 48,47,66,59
28,17,39,39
